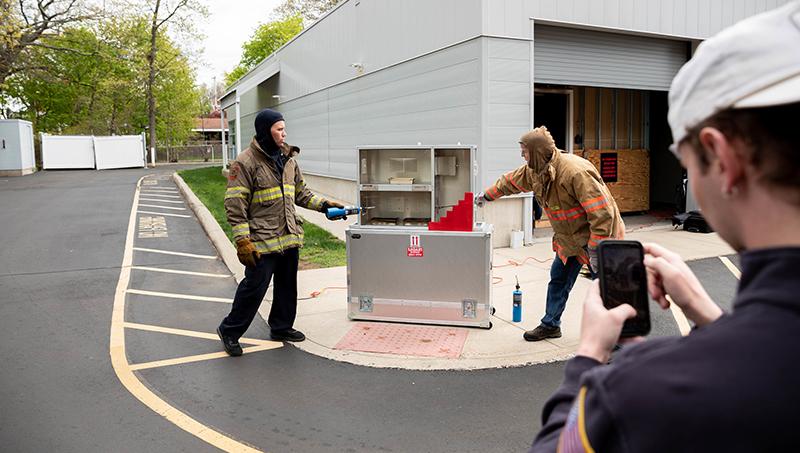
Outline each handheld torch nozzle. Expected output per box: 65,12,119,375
325,205,374,221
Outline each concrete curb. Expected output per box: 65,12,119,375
172,172,245,283
294,339,578,371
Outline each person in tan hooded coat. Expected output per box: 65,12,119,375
475,126,624,341
217,109,342,355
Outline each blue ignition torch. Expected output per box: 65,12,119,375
325,206,374,221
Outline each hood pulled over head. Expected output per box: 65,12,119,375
254,108,284,156
520,126,558,174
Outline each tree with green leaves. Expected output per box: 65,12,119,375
225,15,303,86
141,0,206,162
274,0,339,25
0,0,95,89
5,16,201,147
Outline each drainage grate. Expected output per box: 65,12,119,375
334,322,468,358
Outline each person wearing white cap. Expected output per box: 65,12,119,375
530,2,800,452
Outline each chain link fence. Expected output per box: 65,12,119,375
154,141,225,163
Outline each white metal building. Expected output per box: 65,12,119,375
0,119,35,176
221,0,791,246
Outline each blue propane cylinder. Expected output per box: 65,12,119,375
513,276,522,322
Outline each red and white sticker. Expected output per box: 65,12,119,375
407,234,424,257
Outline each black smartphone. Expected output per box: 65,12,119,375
597,240,651,337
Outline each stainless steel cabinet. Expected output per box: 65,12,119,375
346,146,494,328
347,224,493,328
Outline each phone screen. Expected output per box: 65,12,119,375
598,240,651,337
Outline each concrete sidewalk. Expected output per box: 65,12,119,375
175,174,735,370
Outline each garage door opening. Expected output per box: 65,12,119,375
534,90,571,152
564,85,683,216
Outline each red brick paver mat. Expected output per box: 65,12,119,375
334,322,469,358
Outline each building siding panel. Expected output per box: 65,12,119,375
278,40,480,180
485,0,793,39
485,37,531,188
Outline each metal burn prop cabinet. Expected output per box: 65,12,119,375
346,146,494,328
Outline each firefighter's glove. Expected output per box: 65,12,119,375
235,238,260,268
474,192,488,208
321,200,344,212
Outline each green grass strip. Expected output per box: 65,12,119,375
178,166,346,268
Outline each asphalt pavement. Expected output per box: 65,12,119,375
0,167,742,452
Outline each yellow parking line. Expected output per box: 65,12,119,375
124,322,273,346
666,295,692,336
111,176,262,453
127,288,233,304
131,266,230,278
133,247,216,259
719,256,741,280
129,344,281,371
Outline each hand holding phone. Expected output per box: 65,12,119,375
643,243,723,327
597,240,651,337
576,281,637,363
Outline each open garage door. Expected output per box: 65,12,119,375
533,25,688,91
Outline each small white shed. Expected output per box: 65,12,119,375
0,119,35,176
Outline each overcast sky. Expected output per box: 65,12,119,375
197,0,282,88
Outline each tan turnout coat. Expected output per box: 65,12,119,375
484,129,624,264
224,139,329,254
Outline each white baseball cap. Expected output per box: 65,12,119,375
668,1,800,149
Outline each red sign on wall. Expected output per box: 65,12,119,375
600,153,618,183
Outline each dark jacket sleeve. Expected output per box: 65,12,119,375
531,356,631,453
530,356,601,452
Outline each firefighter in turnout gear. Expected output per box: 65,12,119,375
217,109,342,355
475,126,624,341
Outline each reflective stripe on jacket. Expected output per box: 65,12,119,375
484,151,624,263
224,139,328,254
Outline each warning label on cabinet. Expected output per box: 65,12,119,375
407,235,424,257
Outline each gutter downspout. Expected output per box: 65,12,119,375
235,97,242,158
221,109,227,168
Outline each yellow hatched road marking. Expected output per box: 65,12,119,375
139,204,187,211
138,210,191,218
111,175,262,453
131,266,230,278
133,247,216,259
127,288,233,304
123,322,273,346
719,256,741,280
129,344,281,371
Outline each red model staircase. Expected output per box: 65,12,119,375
428,192,474,232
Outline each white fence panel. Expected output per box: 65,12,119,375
94,135,146,170
41,135,95,169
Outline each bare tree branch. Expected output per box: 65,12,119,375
156,0,189,29
19,0,31,25
29,42,96,56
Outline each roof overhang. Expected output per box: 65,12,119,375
221,58,280,107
